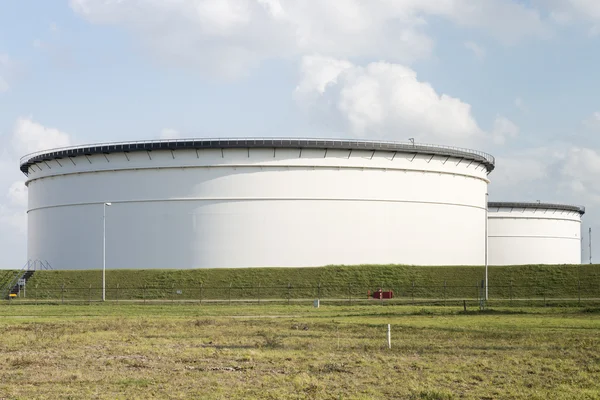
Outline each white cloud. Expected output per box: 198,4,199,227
488,143,600,212
491,154,549,189
0,156,16,203
583,111,600,130
295,56,353,95
464,41,486,60
295,55,483,146
7,181,27,208
564,147,600,174
488,145,571,207
160,128,181,140
544,0,600,22
561,147,600,201
0,176,28,263
0,118,74,267
541,0,600,36
11,117,72,156
70,0,550,78
0,205,27,238
491,116,519,145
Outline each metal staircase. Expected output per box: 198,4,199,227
1,260,53,300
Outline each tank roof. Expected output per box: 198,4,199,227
488,201,585,215
19,137,495,175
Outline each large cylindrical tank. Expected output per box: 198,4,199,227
487,202,585,265
20,138,495,269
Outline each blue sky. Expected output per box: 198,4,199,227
2,0,600,267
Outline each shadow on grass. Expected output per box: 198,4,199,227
457,308,530,315
581,307,600,313
322,308,531,318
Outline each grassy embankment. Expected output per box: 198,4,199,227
0,304,599,399
2,264,599,302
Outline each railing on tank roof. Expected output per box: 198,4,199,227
19,137,495,172
488,201,586,215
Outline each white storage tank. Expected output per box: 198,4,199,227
487,202,585,265
20,138,495,269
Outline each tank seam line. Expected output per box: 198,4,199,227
27,198,487,213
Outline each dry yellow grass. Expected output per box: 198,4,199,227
0,304,599,399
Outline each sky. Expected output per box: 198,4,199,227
1,0,600,268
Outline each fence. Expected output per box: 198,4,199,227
3,281,600,306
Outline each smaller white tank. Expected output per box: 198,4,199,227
487,202,585,265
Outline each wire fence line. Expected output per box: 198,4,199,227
4,282,600,306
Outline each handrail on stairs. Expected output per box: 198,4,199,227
1,259,53,299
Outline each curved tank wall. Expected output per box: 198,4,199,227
487,202,585,266
21,139,494,269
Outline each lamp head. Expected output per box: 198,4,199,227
105,202,112,206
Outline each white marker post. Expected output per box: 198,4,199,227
387,324,391,349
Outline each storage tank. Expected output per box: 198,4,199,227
20,138,495,269
487,202,585,265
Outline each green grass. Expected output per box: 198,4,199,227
3,264,600,302
0,269,16,289
0,304,599,399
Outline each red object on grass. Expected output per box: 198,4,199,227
370,289,393,299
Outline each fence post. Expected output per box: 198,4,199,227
35,284,38,305
543,285,546,307
143,285,146,304
317,282,321,300
88,284,91,305
411,281,415,301
348,284,352,305
544,291,546,307
287,283,291,305
578,280,581,305
510,280,513,303
116,284,119,304
444,281,447,307
172,283,175,303
258,283,261,305
229,283,232,305
61,283,65,305
200,283,203,305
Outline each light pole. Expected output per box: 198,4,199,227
103,202,112,301
485,192,489,301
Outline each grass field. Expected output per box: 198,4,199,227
2,264,600,301
0,303,599,399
